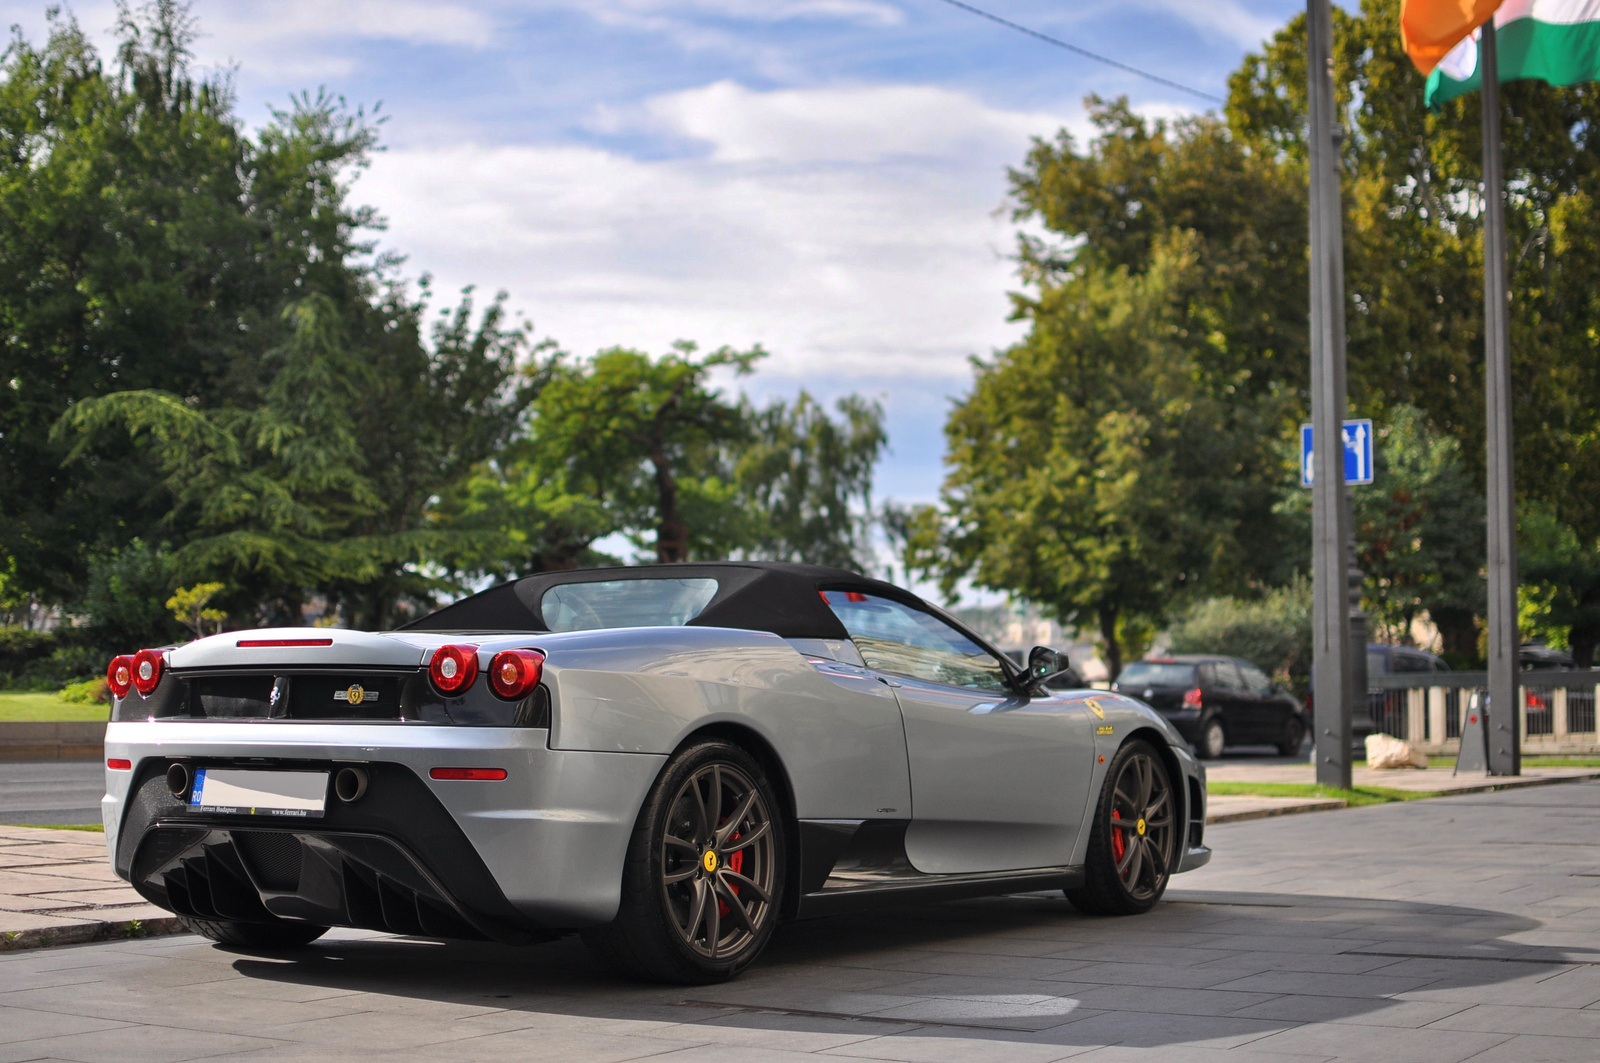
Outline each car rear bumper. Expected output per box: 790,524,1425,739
104,721,666,931
1154,708,1203,741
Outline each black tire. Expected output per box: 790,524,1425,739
1278,715,1307,757
583,739,785,984
1198,717,1226,760
1066,740,1177,916
178,914,328,949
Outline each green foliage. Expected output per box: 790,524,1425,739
0,627,60,685
1520,503,1600,666
74,539,181,653
526,342,763,563
166,583,226,639
1230,0,1600,661
925,223,1268,678
59,676,110,704
733,392,887,570
0,4,386,605
1167,578,1312,687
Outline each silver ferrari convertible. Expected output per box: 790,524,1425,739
101,563,1210,983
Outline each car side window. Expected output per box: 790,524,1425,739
1210,661,1245,691
820,591,1010,693
1239,663,1273,694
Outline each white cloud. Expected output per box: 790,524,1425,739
618,80,1076,164
1136,0,1279,49
569,0,904,29
357,81,1080,381
200,0,497,49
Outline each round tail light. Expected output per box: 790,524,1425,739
429,644,479,695
131,649,164,696
107,656,135,699
489,649,545,700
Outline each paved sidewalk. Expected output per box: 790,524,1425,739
1206,761,1600,793
0,826,181,950
3,782,1600,1060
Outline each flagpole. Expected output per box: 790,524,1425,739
1480,19,1520,776
1307,0,1354,790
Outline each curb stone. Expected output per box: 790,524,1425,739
0,915,187,952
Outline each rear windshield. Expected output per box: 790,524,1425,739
540,578,719,632
1117,662,1198,687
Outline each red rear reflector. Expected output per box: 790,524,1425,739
107,758,132,771
131,649,164,696
429,767,507,781
107,655,134,699
429,644,480,695
237,638,335,648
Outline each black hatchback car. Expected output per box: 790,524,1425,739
1113,655,1307,759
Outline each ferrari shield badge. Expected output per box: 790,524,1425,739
334,684,374,706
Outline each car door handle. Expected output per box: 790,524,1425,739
878,677,902,688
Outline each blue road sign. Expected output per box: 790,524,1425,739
1301,419,1374,487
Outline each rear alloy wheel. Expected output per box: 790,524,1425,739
1067,740,1177,916
584,740,784,983
1198,717,1226,760
1278,716,1307,757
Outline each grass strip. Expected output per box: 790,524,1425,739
0,692,109,722
1207,781,1439,807
12,823,104,832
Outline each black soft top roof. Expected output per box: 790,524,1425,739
399,562,930,641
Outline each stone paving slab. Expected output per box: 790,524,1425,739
2,782,1599,1060
0,826,182,951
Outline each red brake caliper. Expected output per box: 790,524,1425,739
1110,809,1126,863
717,830,743,917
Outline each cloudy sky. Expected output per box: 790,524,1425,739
11,0,1309,508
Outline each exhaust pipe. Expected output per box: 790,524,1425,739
334,766,368,804
166,762,191,800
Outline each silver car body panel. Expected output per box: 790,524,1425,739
105,617,1210,931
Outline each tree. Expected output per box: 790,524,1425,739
732,392,886,570
525,343,764,563
0,4,388,605
1229,0,1600,659
928,234,1245,678
55,292,535,627
1167,578,1312,687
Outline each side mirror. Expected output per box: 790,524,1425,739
1027,646,1071,686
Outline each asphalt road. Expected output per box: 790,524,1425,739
0,759,104,826
3,777,1599,1060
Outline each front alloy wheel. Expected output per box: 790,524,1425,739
1067,739,1177,915
584,740,784,983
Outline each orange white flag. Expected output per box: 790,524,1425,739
1401,0,1505,73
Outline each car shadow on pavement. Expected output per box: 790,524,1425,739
220,886,1584,1050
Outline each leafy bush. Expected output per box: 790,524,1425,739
60,677,111,704
1166,578,1312,687
76,540,183,654
0,626,59,681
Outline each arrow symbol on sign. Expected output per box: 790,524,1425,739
1350,422,1368,482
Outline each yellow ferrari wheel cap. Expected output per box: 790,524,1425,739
1136,818,1147,836
703,850,718,873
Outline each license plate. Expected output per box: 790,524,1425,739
190,769,328,818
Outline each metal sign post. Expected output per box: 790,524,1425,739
1480,20,1520,776
1307,0,1354,790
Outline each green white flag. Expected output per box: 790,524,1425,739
1426,0,1600,107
